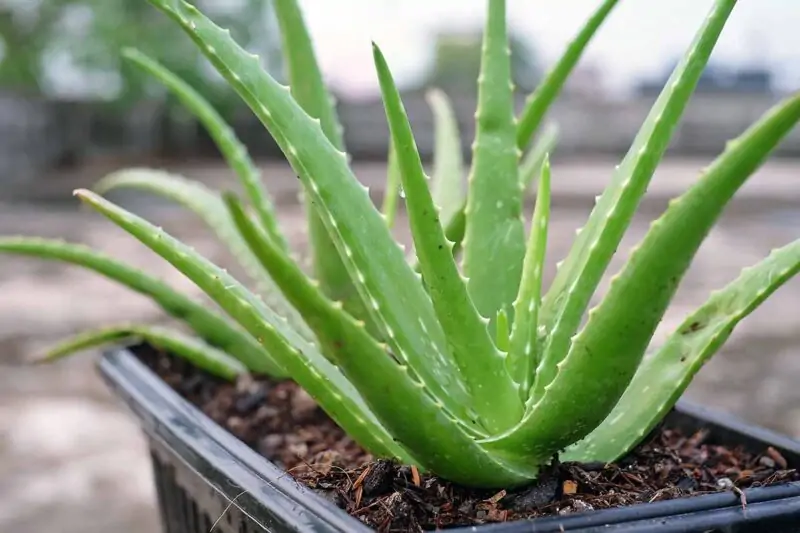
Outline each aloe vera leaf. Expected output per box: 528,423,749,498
93,168,314,342
484,0,739,458
225,192,486,440
381,141,402,228
508,157,551,396
271,0,368,325
548,91,800,451
0,237,285,376
73,188,412,462
533,0,737,404
564,238,800,463
427,88,465,228
516,0,619,150
435,122,557,264
145,0,474,421
374,43,522,432
121,48,286,249
40,324,246,380
519,122,559,194
224,192,538,485
462,0,526,328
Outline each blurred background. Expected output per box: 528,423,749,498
0,0,798,531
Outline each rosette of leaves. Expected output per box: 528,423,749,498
4,0,800,488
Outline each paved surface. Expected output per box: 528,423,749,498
1,159,799,533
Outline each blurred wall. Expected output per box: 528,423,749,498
2,90,798,185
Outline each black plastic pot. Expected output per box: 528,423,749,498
98,346,800,533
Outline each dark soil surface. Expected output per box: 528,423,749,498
134,343,800,532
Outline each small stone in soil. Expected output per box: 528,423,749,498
362,460,395,497
504,475,560,511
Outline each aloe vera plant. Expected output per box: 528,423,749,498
6,0,800,489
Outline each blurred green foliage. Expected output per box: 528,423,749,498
427,30,541,94
0,0,283,112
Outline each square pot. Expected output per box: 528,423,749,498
98,346,800,532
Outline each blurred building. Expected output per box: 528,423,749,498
637,60,775,96
424,29,542,94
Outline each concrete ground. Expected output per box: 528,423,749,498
1,158,799,533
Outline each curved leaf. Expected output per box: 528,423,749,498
272,0,369,330
225,192,537,486
73,188,414,461
462,0,526,328
509,157,551,396
122,47,286,249
144,0,475,423
564,238,800,462
533,0,737,404
486,0,738,458
516,0,619,150
41,324,246,380
94,168,314,342
0,237,284,376
374,44,522,433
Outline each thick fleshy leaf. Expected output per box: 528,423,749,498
462,0,526,328
374,44,522,433
546,91,800,445
533,0,737,405
122,47,286,249
427,88,465,228
0,237,284,376
40,324,246,380
516,0,619,150
439,122,558,264
508,157,551,396
145,0,474,422
564,239,800,462
225,192,536,486
485,0,739,458
272,0,368,329
73,188,412,462
93,168,314,342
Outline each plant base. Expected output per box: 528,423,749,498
100,343,800,532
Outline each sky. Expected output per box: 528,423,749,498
295,0,800,98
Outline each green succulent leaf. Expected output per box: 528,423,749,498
564,238,800,463
374,43,522,433
0,237,284,376
145,0,475,423
487,0,738,458
553,90,800,455
121,48,286,249
516,0,619,150
41,324,246,380
382,141,402,229
532,0,737,405
226,198,536,486
439,122,557,265
225,192,500,472
73,188,412,462
427,88,465,228
462,0,526,328
519,122,559,195
93,168,314,342
508,157,551,396
272,0,369,329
